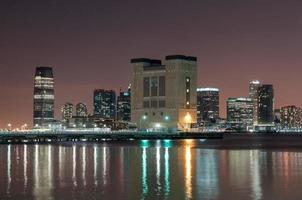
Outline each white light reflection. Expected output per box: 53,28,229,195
103,147,107,185
72,145,77,187
250,150,262,200
94,146,98,186
7,144,11,194
82,146,87,186
48,145,53,190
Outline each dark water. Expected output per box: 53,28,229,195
1,137,302,200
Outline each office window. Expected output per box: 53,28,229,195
143,77,150,97
150,76,158,96
159,76,165,96
151,100,157,108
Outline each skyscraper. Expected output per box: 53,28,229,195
93,89,116,120
33,66,54,128
257,84,274,125
196,88,219,124
227,98,253,131
117,86,131,122
61,102,73,123
76,103,88,117
131,55,197,131
249,80,261,126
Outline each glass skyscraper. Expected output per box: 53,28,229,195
197,88,219,124
117,86,131,122
33,66,54,128
257,84,274,125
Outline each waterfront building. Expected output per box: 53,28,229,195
33,66,55,128
227,98,253,131
117,86,131,121
76,103,88,117
280,105,302,129
131,55,197,131
197,87,219,125
257,84,274,125
61,102,73,124
93,89,116,120
249,80,261,126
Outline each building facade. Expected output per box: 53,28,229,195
257,84,274,125
280,105,302,128
249,80,261,126
131,55,197,131
117,87,131,121
93,89,116,120
61,102,73,124
33,66,55,128
197,88,219,124
227,98,253,131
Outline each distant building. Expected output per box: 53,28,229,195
76,103,88,117
197,88,219,124
227,98,253,131
249,80,261,125
93,89,116,120
280,105,302,128
257,84,274,125
131,55,197,131
117,86,131,121
33,66,55,128
61,102,73,124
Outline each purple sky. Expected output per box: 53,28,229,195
1,0,302,127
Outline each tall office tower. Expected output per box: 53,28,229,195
196,88,219,124
117,86,131,121
249,80,261,125
33,66,54,128
257,84,274,125
93,89,116,120
61,102,73,123
76,103,88,117
280,105,302,128
227,98,253,131
131,55,197,131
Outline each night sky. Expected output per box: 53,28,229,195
1,0,302,127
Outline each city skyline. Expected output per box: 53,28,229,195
2,0,302,127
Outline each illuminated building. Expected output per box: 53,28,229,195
131,55,197,131
33,66,54,128
117,86,131,121
280,105,302,128
93,89,116,120
257,84,274,125
197,88,219,124
249,80,261,126
76,103,88,117
61,102,73,123
227,98,253,131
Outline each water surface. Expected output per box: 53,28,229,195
1,138,302,199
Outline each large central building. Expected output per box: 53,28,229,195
131,55,197,131
33,66,55,128
197,88,219,124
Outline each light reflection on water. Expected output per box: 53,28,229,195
1,140,302,199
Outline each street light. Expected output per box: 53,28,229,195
140,115,147,130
